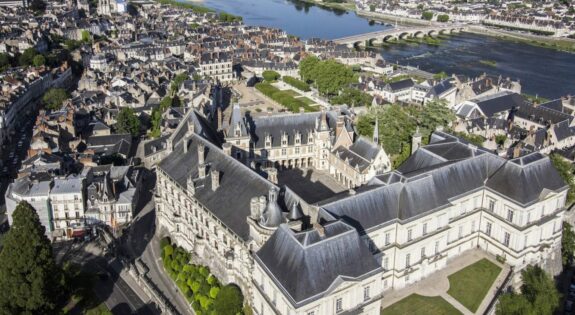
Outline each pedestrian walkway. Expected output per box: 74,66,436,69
380,249,509,315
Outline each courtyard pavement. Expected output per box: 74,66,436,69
380,249,510,315
277,168,347,204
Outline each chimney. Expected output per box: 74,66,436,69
513,143,522,158
313,222,325,238
198,143,205,164
267,167,278,184
217,106,222,131
211,169,220,190
222,142,232,156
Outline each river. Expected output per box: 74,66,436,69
192,0,575,98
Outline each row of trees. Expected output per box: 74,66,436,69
255,82,314,112
161,239,245,315
356,100,455,167
282,76,311,92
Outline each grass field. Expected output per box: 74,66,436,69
298,97,316,105
381,294,462,315
282,89,301,97
447,258,502,312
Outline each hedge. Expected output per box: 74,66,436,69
255,82,315,112
282,76,311,92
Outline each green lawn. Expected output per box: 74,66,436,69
282,89,301,97
298,97,316,105
381,294,462,315
447,258,502,312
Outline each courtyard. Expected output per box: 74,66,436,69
380,251,508,315
276,168,347,204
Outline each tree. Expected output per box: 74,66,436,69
262,70,280,82
42,88,69,111
497,265,560,315
369,4,375,11
419,100,455,135
0,201,63,314
116,107,141,137
332,87,373,107
299,55,320,83
422,11,434,20
433,71,448,80
170,73,189,94
213,285,243,314
33,54,45,67
18,48,38,66
437,14,450,22
550,153,575,204
563,222,575,266
81,30,91,43
0,53,11,71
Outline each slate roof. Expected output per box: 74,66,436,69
158,134,292,241
319,132,567,233
515,102,572,125
426,79,455,98
385,79,414,92
473,91,525,118
255,221,381,307
248,111,336,149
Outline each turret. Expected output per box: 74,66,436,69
411,127,422,154
260,187,283,228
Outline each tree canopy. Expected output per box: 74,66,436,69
0,201,63,314
213,285,244,314
298,57,356,96
33,54,46,67
422,11,434,20
18,48,38,66
563,222,575,266
550,153,575,204
356,100,455,167
116,107,141,137
42,88,69,111
262,70,280,82
496,265,560,315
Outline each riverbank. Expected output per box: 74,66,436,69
467,25,575,54
357,10,437,27
296,0,356,12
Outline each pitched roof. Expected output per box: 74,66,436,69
255,221,381,307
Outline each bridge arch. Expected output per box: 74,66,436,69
413,31,425,38
428,30,438,37
399,32,411,40
383,35,397,42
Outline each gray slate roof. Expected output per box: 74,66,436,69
255,221,381,307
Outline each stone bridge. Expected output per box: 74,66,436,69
333,25,468,47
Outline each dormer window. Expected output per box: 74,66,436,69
281,133,288,146
295,132,301,145
265,135,272,148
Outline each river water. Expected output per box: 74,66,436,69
194,0,575,98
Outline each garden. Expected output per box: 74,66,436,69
160,238,247,315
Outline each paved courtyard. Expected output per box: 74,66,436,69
381,250,511,315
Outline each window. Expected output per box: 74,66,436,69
458,226,463,239
503,232,510,247
526,212,531,224
385,232,390,245
471,220,476,232
434,241,439,254
307,312,315,315
405,254,411,268
336,298,343,313
281,148,287,156
422,223,428,235
363,286,370,301
506,209,514,223
421,247,426,259
384,257,389,270
407,229,413,242
488,199,495,212
486,222,492,236
295,147,300,154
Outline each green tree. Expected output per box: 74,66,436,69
299,55,320,83
369,4,375,11
563,222,575,265
116,107,141,137
437,14,450,22
550,153,575,204
331,87,373,107
422,11,434,20
418,100,455,135
0,53,11,71
170,73,189,94
496,293,531,315
81,30,91,43
19,48,38,66
433,71,448,80
33,54,45,67
42,88,69,111
0,201,63,314
213,285,243,314
262,70,281,82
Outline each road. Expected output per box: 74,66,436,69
125,199,193,315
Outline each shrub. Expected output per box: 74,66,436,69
422,11,433,20
262,70,280,82
209,287,220,299
283,76,311,92
163,244,174,259
160,237,171,249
